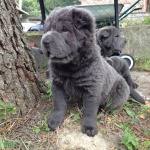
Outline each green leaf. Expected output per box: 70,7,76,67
120,124,139,150
0,100,16,120
41,124,50,132
119,123,130,130
0,114,6,119
105,99,112,109
72,113,81,122
124,107,135,118
0,100,6,108
0,141,4,150
0,140,18,149
143,141,150,148
33,128,41,134
46,82,52,98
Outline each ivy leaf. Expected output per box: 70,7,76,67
72,113,81,122
33,128,41,134
120,124,139,150
41,124,50,132
124,107,135,118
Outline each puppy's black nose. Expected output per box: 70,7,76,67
43,40,50,48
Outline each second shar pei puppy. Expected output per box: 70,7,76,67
96,26,145,104
41,7,130,137
96,26,127,57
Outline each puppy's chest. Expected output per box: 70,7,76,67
53,65,97,97
64,78,76,96
63,77,84,98
63,73,97,98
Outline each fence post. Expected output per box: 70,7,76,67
39,0,46,25
114,0,119,29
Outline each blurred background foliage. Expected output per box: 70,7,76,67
16,0,81,17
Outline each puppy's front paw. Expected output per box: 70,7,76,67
132,82,138,89
129,81,138,89
47,112,65,131
82,124,98,137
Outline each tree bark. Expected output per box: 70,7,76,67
0,0,46,116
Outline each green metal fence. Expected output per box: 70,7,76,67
20,0,150,28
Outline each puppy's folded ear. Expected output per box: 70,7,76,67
72,8,95,32
101,30,110,38
97,30,110,38
96,29,110,46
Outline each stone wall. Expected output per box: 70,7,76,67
120,25,150,59
26,25,150,69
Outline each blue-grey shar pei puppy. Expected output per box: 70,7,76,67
41,7,130,137
96,26,145,104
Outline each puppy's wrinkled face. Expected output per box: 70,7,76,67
41,7,95,64
96,26,127,57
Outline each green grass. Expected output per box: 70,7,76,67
46,82,52,99
0,59,150,149
120,16,150,27
0,100,16,121
120,99,150,150
120,123,139,150
143,16,150,25
71,113,81,122
0,138,32,150
33,121,50,134
135,58,150,71
0,138,19,150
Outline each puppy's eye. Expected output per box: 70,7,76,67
115,35,119,37
101,36,107,39
62,27,68,32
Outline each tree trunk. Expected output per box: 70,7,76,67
0,0,46,116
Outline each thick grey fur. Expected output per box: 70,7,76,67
96,26,145,104
41,7,130,137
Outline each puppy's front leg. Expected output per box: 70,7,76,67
125,75,138,89
82,95,100,137
47,82,68,130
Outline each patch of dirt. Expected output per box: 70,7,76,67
57,129,109,150
1,71,150,150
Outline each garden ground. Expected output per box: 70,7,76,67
0,69,150,150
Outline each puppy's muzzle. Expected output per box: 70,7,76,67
42,39,51,49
